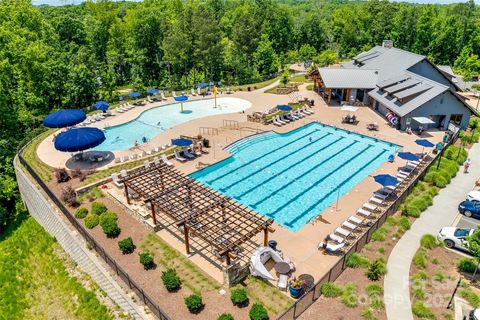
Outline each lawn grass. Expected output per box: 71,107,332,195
229,77,279,92
21,129,56,182
140,233,220,294
244,276,293,315
0,215,113,320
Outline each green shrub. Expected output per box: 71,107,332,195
370,296,384,310
366,284,383,296
366,259,387,281
412,271,428,282
74,207,88,219
161,268,181,292
99,211,120,237
413,249,427,269
249,303,268,320
346,253,371,268
341,283,357,308
361,307,377,320
185,293,203,313
372,226,389,241
84,213,99,229
404,204,421,217
420,234,438,249
457,258,477,273
460,289,480,308
230,287,248,306
412,286,426,300
91,201,108,215
139,251,154,270
118,237,134,254
321,282,343,297
412,302,435,319
399,216,411,231
433,174,448,188
433,272,445,282
218,314,234,320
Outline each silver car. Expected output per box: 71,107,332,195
437,227,474,250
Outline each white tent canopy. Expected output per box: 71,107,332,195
412,116,435,125
340,105,358,112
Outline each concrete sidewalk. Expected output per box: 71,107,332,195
384,143,480,320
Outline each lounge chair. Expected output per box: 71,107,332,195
276,116,286,125
374,188,393,200
120,169,128,178
144,160,150,169
172,91,178,98
363,203,377,211
114,157,121,164
327,233,345,244
121,155,129,162
273,116,283,126
341,221,357,231
153,157,161,166
160,92,168,101
357,208,373,218
335,227,352,238
369,196,383,205
111,173,123,188
191,88,197,96
161,154,173,166
174,150,187,162
280,115,290,123
277,274,288,291
182,147,196,159
348,215,364,225
130,154,138,161
289,112,300,120
324,242,345,254
197,87,201,95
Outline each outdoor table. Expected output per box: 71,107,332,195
274,261,291,274
298,274,314,292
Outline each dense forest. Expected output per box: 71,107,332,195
1,0,480,230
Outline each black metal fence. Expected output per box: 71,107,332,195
17,154,171,320
276,133,459,320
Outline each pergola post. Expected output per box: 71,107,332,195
263,228,269,246
345,89,350,102
150,202,157,225
184,226,190,255
225,252,231,265
124,183,130,204
328,88,332,105
187,185,193,209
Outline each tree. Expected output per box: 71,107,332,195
280,69,289,87
315,50,337,67
298,44,317,62
466,229,480,280
253,34,279,78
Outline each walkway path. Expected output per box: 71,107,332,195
384,143,480,320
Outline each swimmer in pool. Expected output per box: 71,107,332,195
134,140,139,147
142,136,147,143
309,137,312,142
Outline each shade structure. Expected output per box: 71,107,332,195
340,105,358,112
128,91,141,98
146,88,159,95
415,139,434,148
174,95,188,102
276,105,292,111
373,174,399,187
217,81,222,86
397,152,420,161
197,82,208,88
412,117,435,125
54,128,106,152
95,101,110,112
43,109,86,128
172,138,193,147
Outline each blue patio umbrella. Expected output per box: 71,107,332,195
415,139,434,148
373,174,399,187
197,82,208,88
397,152,420,161
128,91,141,98
95,101,110,112
217,81,222,86
172,138,193,147
54,128,106,152
43,109,86,128
146,88,159,95
277,105,292,111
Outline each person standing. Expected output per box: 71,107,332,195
464,158,471,173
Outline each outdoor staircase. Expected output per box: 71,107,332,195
14,161,148,320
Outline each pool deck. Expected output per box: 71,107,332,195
36,80,445,285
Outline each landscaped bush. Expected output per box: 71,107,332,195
249,303,268,320
412,302,435,319
457,258,477,273
412,286,426,299
371,226,389,241
99,211,120,237
55,168,71,183
230,287,248,306
118,237,134,254
399,216,411,231
341,283,357,308
346,253,371,268
460,289,480,308
413,249,427,269
366,284,383,296
420,234,438,249
91,201,108,215
61,186,79,207
185,293,203,313
320,282,343,297
161,268,181,292
74,207,88,219
84,213,99,229
139,251,154,270
366,259,387,281
218,313,234,320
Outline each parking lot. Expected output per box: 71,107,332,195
455,214,480,230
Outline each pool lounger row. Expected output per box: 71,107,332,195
273,106,314,126
111,156,173,188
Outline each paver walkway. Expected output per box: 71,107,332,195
384,142,480,320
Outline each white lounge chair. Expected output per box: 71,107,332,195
273,116,283,126
197,87,201,95
363,203,377,211
111,173,123,188
348,215,364,225
191,88,197,96
324,242,345,254
341,221,357,231
335,227,351,238
357,208,373,218
160,92,168,101
369,196,383,205
278,274,288,291
120,169,128,178
174,150,187,162
144,160,150,169
161,154,173,166
172,91,178,98
327,233,345,244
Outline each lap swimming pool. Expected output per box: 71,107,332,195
95,97,251,151
190,123,401,231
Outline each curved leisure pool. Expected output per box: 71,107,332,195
95,97,251,151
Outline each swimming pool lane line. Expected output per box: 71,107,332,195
205,129,324,184
226,131,277,153
248,140,361,207
284,147,390,228
218,133,338,192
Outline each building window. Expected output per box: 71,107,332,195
450,114,463,125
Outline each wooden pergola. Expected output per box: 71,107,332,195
120,164,274,265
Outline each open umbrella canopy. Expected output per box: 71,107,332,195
373,174,399,187
172,138,193,147
277,105,292,111
128,91,141,98
54,128,106,152
415,139,435,148
174,95,188,102
397,152,420,161
197,82,208,88
95,101,109,112
146,88,159,95
43,109,86,128
340,105,358,112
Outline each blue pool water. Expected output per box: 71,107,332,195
190,123,401,231
94,97,251,151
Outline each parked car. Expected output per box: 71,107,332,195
437,227,474,250
470,308,480,320
467,190,480,202
458,200,480,218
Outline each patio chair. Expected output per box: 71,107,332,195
369,196,383,205
144,160,151,169
324,242,345,254
341,221,357,232
120,169,128,178
357,208,373,218
197,87,201,95
273,116,283,126
276,116,286,125
160,92,168,101
161,154,173,166
153,157,161,166
374,188,393,200
174,150,187,162
182,147,196,159
363,202,377,211
172,91,178,98
283,257,296,272
335,227,352,238
327,233,345,244
280,115,290,123
190,88,197,96
278,274,288,291
111,173,123,188
348,215,364,226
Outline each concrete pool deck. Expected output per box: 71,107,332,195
36,80,445,284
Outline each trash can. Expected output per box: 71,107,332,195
203,139,210,148
268,240,277,251
310,99,315,106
